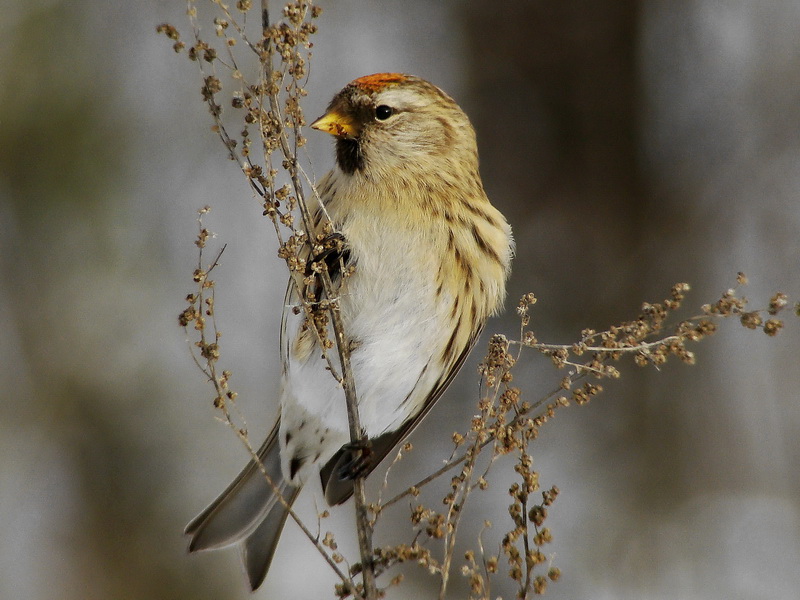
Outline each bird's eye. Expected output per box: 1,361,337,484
375,105,394,121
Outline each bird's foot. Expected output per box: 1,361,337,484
336,439,373,481
313,232,346,261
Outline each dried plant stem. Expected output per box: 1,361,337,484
260,4,315,237
438,354,510,599
438,451,473,599
319,267,377,599
379,379,568,512
520,492,533,596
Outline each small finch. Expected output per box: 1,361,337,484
185,73,514,589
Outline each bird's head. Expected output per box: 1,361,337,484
311,73,478,177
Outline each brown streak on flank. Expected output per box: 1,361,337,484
452,244,463,270
400,364,428,408
471,222,502,265
435,282,443,297
470,300,477,327
450,294,460,319
441,324,460,365
462,200,498,227
453,246,472,294
447,229,455,251
469,171,482,189
453,244,474,285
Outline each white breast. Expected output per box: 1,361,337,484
284,211,447,438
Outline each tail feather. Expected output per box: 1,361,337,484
241,485,302,590
186,421,299,555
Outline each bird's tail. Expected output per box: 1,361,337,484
185,420,301,590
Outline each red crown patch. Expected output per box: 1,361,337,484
352,73,408,92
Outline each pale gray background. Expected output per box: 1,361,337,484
1,1,799,599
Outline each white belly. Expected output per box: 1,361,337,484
284,247,444,438
278,219,451,483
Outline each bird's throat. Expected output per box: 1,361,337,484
335,137,364,175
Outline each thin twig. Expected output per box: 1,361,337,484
379,378,571,511
320,266,378,600
520,336,681,353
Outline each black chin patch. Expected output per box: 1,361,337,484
336,137,364,175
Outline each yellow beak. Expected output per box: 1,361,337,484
310,111,358,138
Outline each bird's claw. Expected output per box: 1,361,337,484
336,439,373,481
306,232,348,278
314,232,346,260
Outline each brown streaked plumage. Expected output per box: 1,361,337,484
186,73,513,590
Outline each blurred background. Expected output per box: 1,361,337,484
2,1,799,598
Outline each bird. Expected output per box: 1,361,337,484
185,73,514,590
